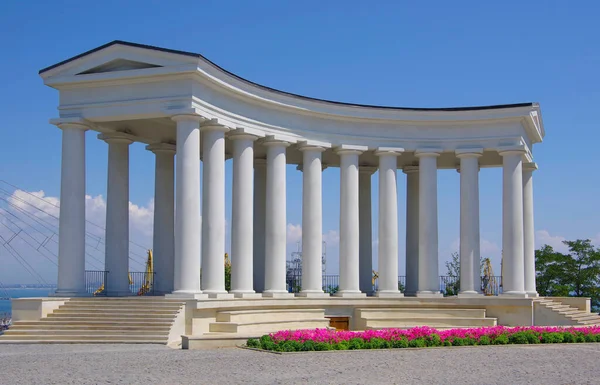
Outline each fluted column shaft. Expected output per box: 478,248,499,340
457,150,482,296
172,116,204,297
147,143,175,295
101,133,132,296
230,134,260,298
416,150,442,297
523,163,538,297
375,149,403,297
336,148,366,297
55,124,87,297
201,124,231,298
403,166,419,296
500,149,527,296
263,140,293,297
298,145,327,297
253,159,267,293
359,167,375,295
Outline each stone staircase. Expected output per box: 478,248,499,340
0,298,184,344
534,299,600,326
183,308,331,349
355,307,497,330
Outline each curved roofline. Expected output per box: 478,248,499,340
39,40,535,112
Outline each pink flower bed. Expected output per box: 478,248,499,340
246,326,600,351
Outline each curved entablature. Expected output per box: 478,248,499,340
40,40,545,168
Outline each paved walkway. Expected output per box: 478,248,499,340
1,343,598,384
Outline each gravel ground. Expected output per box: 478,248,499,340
1,343,599,385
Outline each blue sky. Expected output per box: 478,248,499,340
0,1,599,284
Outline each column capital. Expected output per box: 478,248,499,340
51,118,90,131
498,145,526,157
359,165,377,174
171,113,204,123
415,148,442,158
228,130,260,142
146,142,176,155
455,147,483,158
260,137,292,148
200,119,229,133
523,162,538,172
98,132,133,145
402,165,419,174
375,147,405,157
335,144,368,155
298,139,331,152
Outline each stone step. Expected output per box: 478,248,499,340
569,314,600,321
3,329,169,336
62,304,182,310
578,319,600,325
47,312,175,319
209,319,330,334
364,317,497,329
0,338,166,344
68,298,183,303
0,334,168,341
216,309,325,323
9,324,170,331
53,309,178,315
357,308,487,319
14,320,173,327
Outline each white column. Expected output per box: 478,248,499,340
298,144,328,297
500,148,527,297
416,149,443,297
336,146,367,297
375,148,403,297
229,133,261,298
523,163,538,297
54,123,87,297
200,123,232,298
403,166,419,296
146,143,176,295
457,149,483,296
172,115,205,298
99,133,132,297
263,139,294,297
359,166,376,295
253,158,267,293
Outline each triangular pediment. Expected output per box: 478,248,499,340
77,59,162,75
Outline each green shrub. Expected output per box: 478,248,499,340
333,341,350,350
508,332,530,344
408,338,426,348
493,334,509,345
301,340,316,351
427,334,442,347
584,333,598,343
348,338,364,350
478,336,491,345
314,342,332,351
443,339,452,346
452,337,465,346
575,333,586,343
562,332,575,343
246,338,259,348
392,338,409,349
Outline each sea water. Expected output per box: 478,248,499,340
0,288,54,316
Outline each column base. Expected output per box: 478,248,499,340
296,291,330,298
375,291,404,298
457,292,484,298
206,292,235,299
166,292,209,300
334,291,367,298
231,292,263,299
500,291,529,298
415,291,443,298
526,291,539,298
262,291,295,298
51,290,89,298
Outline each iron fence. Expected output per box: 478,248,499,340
129,271,156,296
85,270,108,296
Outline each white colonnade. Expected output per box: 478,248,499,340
52,119,539,299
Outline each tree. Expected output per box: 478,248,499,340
444,252,486,296
535,239,600,310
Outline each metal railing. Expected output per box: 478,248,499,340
84,271,157,296
85,270,108,296
285,273,502,296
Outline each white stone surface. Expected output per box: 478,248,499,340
416,150,442,297
500,149,527,297
101,133,132,297
523,163,538,297
172,116,205,296
375,149,403,298
54,124,87,297
147,143,176,295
